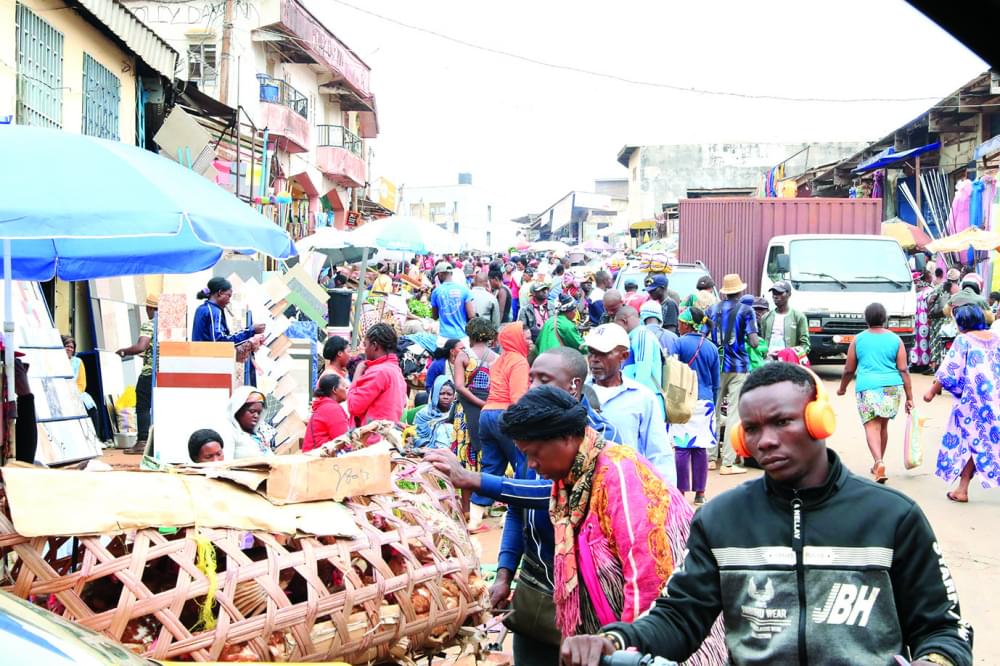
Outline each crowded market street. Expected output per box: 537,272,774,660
3,1,1000,665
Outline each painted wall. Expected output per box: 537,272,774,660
1,0,138,141
400,182,516,250
624,142,868,221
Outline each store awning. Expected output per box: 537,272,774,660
853,141,940,173
975,135,1000,160
69,0,179,78
630,220,656,230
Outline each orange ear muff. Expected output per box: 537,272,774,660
801,367,836,440
729,366,836,458
731,421,751,458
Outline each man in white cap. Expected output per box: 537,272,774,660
584,324,675,485
430,261,475,346
706,273,759,475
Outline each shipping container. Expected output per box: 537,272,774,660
678,198,883,295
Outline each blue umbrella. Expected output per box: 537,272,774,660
0,125,295,280
0,126,297,449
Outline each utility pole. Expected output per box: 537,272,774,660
218,0,235,105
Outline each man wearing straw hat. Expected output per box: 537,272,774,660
706,274,759,475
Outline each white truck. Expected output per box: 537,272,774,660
762,234,917,363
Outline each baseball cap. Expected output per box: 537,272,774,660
751,296,770,311
639,300,662,322
529,281,549,293
769,280,792,294
584,324,631,354
645,275,669,292
434,261,453,274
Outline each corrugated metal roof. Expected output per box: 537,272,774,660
70,0,178,79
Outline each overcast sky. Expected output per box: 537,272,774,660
306,0,985,221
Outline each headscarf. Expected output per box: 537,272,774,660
414,376,454,447
227,386,274,458
678,308,710,334
500,386,605,635
497,320,529,357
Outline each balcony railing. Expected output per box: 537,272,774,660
316,124,363,157
257,74,308,119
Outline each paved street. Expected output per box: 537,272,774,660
474,368,997,664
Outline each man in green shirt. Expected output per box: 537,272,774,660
744,296,770,371
759,280,810,362
535,293,586,355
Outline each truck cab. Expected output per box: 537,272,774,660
761,234,915,363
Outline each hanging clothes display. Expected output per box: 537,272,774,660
872,170,884,199
950,178,972,233
970,179,985,229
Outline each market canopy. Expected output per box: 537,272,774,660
925,226,1000,253
853,142,941,174
881,219,932,250
0,126,296,281
347,215,462,254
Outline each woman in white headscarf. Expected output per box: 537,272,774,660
227,387,276,458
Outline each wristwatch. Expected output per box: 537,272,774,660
918,654,954,666
600,631,625,651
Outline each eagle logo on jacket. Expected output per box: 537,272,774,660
748,577,775,608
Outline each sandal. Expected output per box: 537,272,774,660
468,524,490,534
946,491,968,503
871,461,887,484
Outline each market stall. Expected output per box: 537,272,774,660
0,430,489,663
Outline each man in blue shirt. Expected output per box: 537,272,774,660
583,324,676,485
424,347,620,666
430,261,475,346
706,273,759,475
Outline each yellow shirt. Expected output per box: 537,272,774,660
372,274,393,294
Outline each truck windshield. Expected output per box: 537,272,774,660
788,239,911,285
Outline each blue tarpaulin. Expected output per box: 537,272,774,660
974,135,1000,160
853,142,941,174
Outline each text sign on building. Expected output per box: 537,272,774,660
280,0,371,97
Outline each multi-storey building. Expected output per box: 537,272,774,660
399,173,520,252
122,0,379,233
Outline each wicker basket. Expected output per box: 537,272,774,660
0,458,489,663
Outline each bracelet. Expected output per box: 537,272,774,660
918,654,955,666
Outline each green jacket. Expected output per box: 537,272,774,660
535,313,586,354
760,307,810,357
748,339,768,371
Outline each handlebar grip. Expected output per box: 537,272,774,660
599,651,678,666
599,651,646,666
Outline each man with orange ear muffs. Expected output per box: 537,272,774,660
561,363,973,666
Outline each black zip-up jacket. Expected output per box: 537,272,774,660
603,450,973,666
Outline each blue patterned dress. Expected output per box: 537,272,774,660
934,333,1000,488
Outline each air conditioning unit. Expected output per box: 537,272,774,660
991,71,1000,95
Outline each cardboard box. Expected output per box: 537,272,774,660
264,448,393,504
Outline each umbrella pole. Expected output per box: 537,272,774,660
351,247,370,349
3,240,12,463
